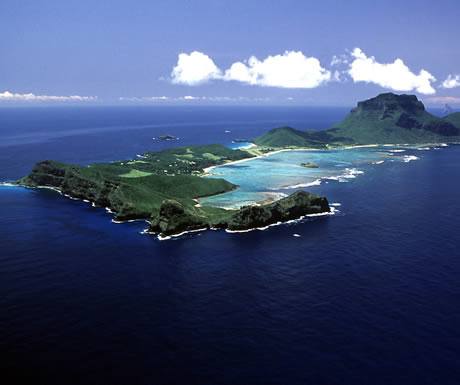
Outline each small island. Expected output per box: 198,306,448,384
16,93,460,238
156,134,178,141
300,162,319,168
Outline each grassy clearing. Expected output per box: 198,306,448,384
119,169,153,178
202,153,222,161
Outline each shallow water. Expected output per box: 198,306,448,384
202,147,417,208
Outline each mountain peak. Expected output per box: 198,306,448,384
332,93,460,142
353,93,425,117
255,93,460,147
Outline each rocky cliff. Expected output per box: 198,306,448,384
149,191,330,236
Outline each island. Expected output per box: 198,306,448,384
15,143,331,237
156,134,178,141
300,162,319,168
16,93,460,238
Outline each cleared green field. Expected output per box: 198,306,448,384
119,169,153,178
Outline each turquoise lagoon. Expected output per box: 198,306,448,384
201,146,421,209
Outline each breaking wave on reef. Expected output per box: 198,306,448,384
402,155,419,163
277,179,322,189
276,168,365,190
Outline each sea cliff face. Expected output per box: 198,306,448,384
225,191,330,231
149,191,330,236
149,200,210,235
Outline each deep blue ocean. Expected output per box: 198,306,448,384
1,106,459,385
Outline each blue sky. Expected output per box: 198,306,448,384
1,0,460,106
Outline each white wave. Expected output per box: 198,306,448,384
330,202,341,207
112,218,145,224
278,179,322,189
331,168,364,181
63,193,78,200
293,233,301,237
372,160,385,164
0,182,17,187
33,185,63,194
402,155,419,163
277,168,364,191
416,147,431,151
388,149,406,153
157,227,209,240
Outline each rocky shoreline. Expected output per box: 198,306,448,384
148,191,330,237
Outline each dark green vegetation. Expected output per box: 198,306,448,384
149,191,330,236
255,93,460,147
117,143,253,176
444,112,460,128
18,145,253,221
253,126,331,148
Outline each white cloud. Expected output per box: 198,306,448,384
348,48,436,95
170,50,331,89
330,54,349,67
0,90,97,102
223,51,331,88
171,51,222,85
119,96,169,102
441,74,460,89
118,95,276,104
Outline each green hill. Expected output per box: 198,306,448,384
444,112,460,128
253,126,334,148
255,93,460,147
